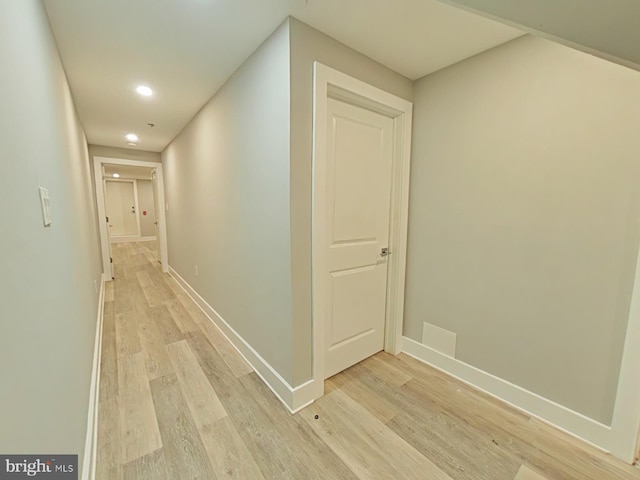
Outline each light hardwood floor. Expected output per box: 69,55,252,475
97,241,640,479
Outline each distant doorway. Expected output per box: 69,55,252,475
93,157,169,280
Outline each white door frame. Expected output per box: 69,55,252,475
610,245,640,462
151,168,162,260
104,178,142,240
311,62,413,398
93,156,169,279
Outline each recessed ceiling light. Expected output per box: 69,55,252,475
125,133,138,142
136,85,153,96
112,173,120,178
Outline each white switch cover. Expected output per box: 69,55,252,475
39,187,52,227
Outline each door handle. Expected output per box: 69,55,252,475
380,248,390,257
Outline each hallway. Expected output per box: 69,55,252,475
96,241,640,479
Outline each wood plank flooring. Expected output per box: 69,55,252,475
97,241,640,480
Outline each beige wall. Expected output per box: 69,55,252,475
89,144,161,163
404,35,640,423
162,21,295,382
137,180,157,238
0,0,102,468
288,18,414,384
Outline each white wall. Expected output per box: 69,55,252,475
162,21,295,382
288,18,414,384
405,35,640,424
0,0,102,468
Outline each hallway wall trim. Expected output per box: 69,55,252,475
81,274,106,480
168,266,317,413
403,337,612,456
110,235,157,244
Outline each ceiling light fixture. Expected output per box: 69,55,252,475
136,85,153,96
125,133,138,142
112,173,120,178
127,142,138,147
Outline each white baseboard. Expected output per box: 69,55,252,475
81,274,106,480
110,235,156,244
109,235,139,243
168,266,316,413
402,336,612,453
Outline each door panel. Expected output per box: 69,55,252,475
106,181,137,236
332,117,384,242
330,266,379,344
324,98,394,379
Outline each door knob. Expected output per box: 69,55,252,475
380,248,390,257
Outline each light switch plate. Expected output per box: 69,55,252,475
39,187,52,227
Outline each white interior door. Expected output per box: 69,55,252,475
324,98,395,379
102,167,114,278
151,169,161,262
105,180,138,237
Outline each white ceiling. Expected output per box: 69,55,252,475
43,0,523,152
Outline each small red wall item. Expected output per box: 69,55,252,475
143,211,147,216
